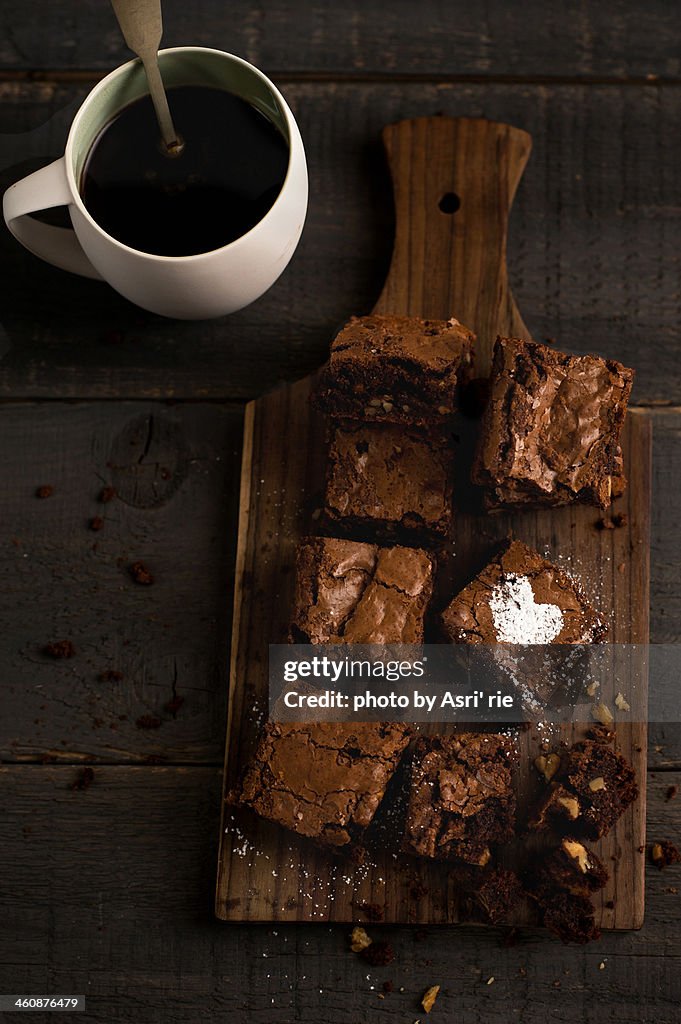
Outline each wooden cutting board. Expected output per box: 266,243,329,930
215,117,651,928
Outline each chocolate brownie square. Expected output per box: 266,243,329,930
313,314,474,430
402,733,517,866
530,740,638,840
291,536,434,644
324,423,453,538
442,540,604,645
233,720,411,847
472,337,634,509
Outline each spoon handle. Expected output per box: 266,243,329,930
110,0,162,53
110,0,182,152
142,54,179,151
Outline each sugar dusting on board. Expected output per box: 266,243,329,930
489,573,564,643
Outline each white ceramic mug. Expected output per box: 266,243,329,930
2,47,308,320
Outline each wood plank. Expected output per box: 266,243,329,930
0,401,678,769
0,401,242,763
217,116,651,927
2,765,681,1024
1,81,681,402
1,0,680,80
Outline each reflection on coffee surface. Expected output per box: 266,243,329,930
80,86,289,256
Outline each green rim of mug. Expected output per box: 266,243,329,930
71,48,290,186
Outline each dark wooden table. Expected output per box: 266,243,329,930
1,3,680,1021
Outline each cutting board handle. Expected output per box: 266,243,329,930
373,116,533,373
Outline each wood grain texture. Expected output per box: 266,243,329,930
2,766,681,1024
0,402,242,763
216,117,651,927
2,81,681,401
374,117,531,372
0,3,677,1016
1,0,680,79
0,401,678,769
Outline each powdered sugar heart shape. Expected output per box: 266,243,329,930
488,574,564,644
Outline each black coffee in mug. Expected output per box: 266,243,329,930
80,86,289,256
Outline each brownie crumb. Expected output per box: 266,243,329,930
410,881,429,900
382,980,394,993
355,901,384,922
99,486,116,503
36,485,54,499
595,517,615,531
90,516,105,532
475,868,524,924
164,695,185,715
70,766,94,791
612,513,628,527
666,786,678,802
651,840,681,870
130,561,154,585
360,941,394,967
43,640,76,659
136,714,162,730
100,669,124,682
589,724,616,744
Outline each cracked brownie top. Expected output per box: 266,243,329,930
472,337,633,509
402,733,517,866
233,720,411,846
291,536,434,645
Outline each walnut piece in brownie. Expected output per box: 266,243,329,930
324,423,454,538
233,720,411,847
472,337,634,509
402,733,517,866
312,314,474,430
529,784,581,830
530,740,638,840
539,837,609,896
291,536,434,644
442,540,604,645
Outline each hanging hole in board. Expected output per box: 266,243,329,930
438,192,461,214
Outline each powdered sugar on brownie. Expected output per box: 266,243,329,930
489,574,564,644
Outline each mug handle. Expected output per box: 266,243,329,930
3,158,103,280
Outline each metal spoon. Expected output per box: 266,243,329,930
110,0,184,156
